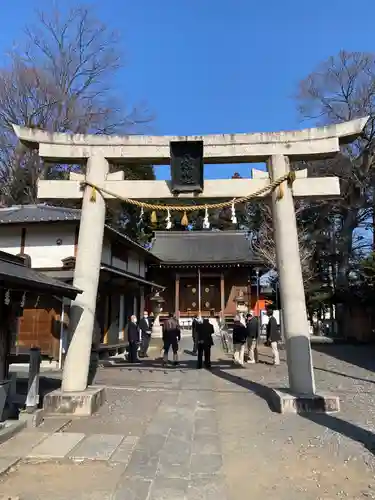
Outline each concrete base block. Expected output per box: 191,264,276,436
270,388,340,414
19,409,44,428
43,386,106,416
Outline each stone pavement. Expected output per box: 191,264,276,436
1,338,375,499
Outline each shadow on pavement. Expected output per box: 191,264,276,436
99,357,234,371
210,362,375,455
210,363,276,411
311,343,375,372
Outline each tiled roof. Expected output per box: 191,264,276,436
0,204,159,262
150,230,261,264
0,204,81,223
0,251,81,299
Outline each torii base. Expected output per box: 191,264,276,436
43,386,106,416
270,388,340,414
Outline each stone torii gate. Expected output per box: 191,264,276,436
13,117,368,414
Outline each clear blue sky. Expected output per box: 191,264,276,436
1,0,374,180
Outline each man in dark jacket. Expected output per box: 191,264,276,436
162,313,181,366
139,310,152,358
196,318,214,369
232,315,247,366
246,312,259,364
266,307,281,365
127,315,140,363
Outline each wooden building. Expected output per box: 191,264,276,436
147,230,268,320
0,250,80,381
0,205,163,358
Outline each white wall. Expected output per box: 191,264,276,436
0,223,146,277
0,224,76,268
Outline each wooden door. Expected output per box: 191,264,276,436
200,279,220,315
180,278,199,316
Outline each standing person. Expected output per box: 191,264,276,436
192,316,202,355
127,315,140,363
197,318,214,369
232,315,247,366
162,313,181,366
246,312,259,364
139,310,152,358
266,307,281,366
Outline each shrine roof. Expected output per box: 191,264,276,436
150,230,262,266
0,251,81,299
0,204,82,223
0,204,159,262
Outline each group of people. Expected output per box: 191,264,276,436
126,310,215,369
125,307,281,368
126,311,153,363
232,307,281,366
158,312,215,369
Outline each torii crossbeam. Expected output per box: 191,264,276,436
13,117,368,414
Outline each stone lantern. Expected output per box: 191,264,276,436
150,291,165,342
234,290,248,325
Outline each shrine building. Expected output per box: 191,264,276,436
0,205,270,359
147,230,269,321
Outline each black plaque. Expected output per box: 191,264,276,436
170,140,204,193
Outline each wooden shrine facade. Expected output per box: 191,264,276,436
147,230,269,319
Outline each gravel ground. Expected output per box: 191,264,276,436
1,339,375,499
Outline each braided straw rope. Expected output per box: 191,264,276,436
84,171,296,212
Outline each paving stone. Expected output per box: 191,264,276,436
157,436,192,479
169,420,194,441
0,457,19,476
69,434,124,461
157,456,191,480
145,419,171,437
162,435,192,461
28,432,85,459
37,418,71,434
110,435,139,464
194,416,219,436
149,476,189,500
186,475,228,500
192,434,221,455
124,450,160,479
0,431,48,458
135,434,167,457
110,477,152,500
190,453,223,476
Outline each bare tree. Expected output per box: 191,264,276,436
251,203,316,287
0,5,153,206
295,51,375,291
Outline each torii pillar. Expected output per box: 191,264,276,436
13,117,368,415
